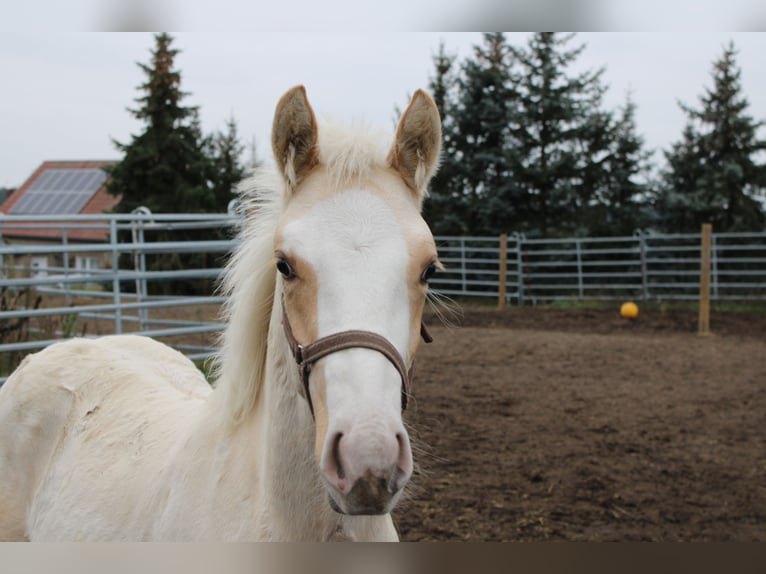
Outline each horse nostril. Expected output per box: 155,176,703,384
332,432,346,481
395,432,413,490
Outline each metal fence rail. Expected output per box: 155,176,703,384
1,213,239,384
2,212,765,384
433,231,766,304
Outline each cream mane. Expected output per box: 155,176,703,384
213,120,392,425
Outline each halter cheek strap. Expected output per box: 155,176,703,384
281,297,432,417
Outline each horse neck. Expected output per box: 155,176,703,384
253,292,341,540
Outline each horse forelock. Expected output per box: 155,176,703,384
315,119,389,190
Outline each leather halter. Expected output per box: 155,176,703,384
281,297,432,417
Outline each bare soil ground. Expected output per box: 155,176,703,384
394,305,766,541
5,294,765,541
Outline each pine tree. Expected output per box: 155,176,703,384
106,33,214,214
508,33,610,237
657,42,766,233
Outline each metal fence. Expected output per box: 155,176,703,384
0,213,238,384
2,213,765,384
433,232,766,304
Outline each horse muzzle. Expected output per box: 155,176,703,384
321,427,412,515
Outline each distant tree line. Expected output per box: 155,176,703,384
105,33,766,242
423,33,766,237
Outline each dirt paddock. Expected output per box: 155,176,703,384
393,306,766,541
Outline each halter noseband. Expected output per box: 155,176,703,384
281,297,432,417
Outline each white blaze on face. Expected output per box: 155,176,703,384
281,187,411,389
279,188,421,513
268,86,441,515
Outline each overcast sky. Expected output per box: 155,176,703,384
1,31,765,188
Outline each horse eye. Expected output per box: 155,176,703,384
276,259,296,280
421,262,437,284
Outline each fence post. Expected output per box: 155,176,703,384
62,227,71,306
575,239,583,299
460,237,467,295
110,219,122,335
498,233,508,309
515,233,525,306
131,213,149,332
711,233,719,301
698,223,712,336
638,233,649,302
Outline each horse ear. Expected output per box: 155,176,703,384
271,85,319,191
387,90,442,200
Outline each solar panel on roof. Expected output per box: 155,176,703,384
10,169,108,215
48,193,68,214
59,171,76,191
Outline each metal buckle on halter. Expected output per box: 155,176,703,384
295,344,304,365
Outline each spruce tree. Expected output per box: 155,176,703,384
450,33,519,235
105,34,234,294
422,41,463,235
106,33,214,214
587,95,655,236
657,42,766,233
207,116,246,214
508,32,610,237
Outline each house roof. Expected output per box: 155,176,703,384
0,160,121,242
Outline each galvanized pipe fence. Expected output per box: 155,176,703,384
0,213,237,384
2,212,765,384
433,232,766,304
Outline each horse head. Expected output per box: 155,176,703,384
271,86,441,515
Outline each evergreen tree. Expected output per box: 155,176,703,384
206,115,246,214
586,94,655,236
657,42,766,232
0,187,14,205
106,33,214,214
104,33,247,294
421,41,463,235
424,33,652,238
449,33,519,235
508,32,611,237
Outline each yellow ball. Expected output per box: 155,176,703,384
620,301,639,319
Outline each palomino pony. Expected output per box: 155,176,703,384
0,86,442,541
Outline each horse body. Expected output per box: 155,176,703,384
1,330,396,541
0,335,211,540
0,86,441,541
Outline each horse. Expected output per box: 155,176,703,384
0,85,442,541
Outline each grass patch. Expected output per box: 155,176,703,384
194,358,217,384
711,301,766,314
646,300,766,314
545,300,616,311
